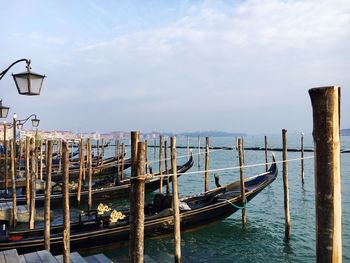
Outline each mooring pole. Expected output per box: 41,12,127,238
171,137,181,263
129,140,145,263
301,132,305,185
25,136,30,208
87,138,93,210
205,137,209,192
62,141,70,263
40,140,43,180
10,140,17,228
97,139,100,165
198,135,201,168
121,143,125,181
44,140,53,251
282,129,291,240
309,86,342,262
3,122,8,190
264,135,268,172
145,140,148,174
29,137,36,229
116,140,120,181
101,138,104,165
165,139,170,195
77,138,84,206
58,140,62,172
238,138,246,226
159,135,163,194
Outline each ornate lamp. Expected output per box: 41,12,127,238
0,100,9,118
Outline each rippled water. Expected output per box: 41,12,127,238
91,134,350,262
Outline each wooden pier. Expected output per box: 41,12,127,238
0,249,112,263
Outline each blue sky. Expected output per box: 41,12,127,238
1,0,349,134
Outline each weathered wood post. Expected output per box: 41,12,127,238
282,129,291,240
44,140,53,251
101,138,104,165
198,135,201,168
58,140,62,172
25,136,30,207
301,132,305,185
97,139,100,165
62,141,70,263
116,140,120,181
165,139,170,195
171,137,181,263
10,140,17,228
87,138,93,210
29,137,36,229
145,140,148,174
159,135,163,193
131,131,140,178
264,135,268,172
3,122,8,190
40,140,43,180
238,138,246,226
77,138,84,206
205,137,209,192
121,143,125,181
129,138,145,263
309,86,342,262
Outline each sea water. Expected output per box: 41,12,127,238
96,134,350,262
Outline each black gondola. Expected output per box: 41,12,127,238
0,155,194,206
0,155,277,254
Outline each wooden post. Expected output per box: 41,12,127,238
44,140,53,251
3,122,8,190
25,136,30,208
29,137,36,229
97,139,100,165
77,138,84,206
131,131,140,178
129,141,145,263
309,86,341,262
145,140,148,174
58,140,62,172
197,135,200,168
165,139,170,195
238,138,246,226
282,129,291,240
171,137,181,263
121,143,125,181
87,138,93,210
101,138,104,165
205,137,209,192
40,140,43,180
12,115,17,181
301,132,305,185
10,140,17,228
62,141,70,263
264,135,268,172
159,135,163,194
116,140,120,181
18,139,22,177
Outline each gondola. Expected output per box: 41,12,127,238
0,155,277,254
0,155,194,206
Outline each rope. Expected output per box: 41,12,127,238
223,198,247,209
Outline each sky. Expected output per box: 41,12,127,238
1,0,349,134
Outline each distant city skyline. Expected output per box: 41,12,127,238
1,0,349,134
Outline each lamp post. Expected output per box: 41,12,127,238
0,59,46,118
16,114,40,129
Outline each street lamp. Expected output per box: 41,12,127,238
0,100,9,118
16,113,40,129
0,58,46,118
1,59,46,95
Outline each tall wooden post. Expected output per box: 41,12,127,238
309,86,342,262
205,137,209,192
301,132,305,185
131,131,140,178
197,135,201,168
44,140,53,251
116,140,120,181
238,138,246,226
77,138,84,206
282,129,291,240
10,140,17,228
29,137,36,229
58,140,62,172
39,140,43,180
165,139,170,195
145,140,148,174
264,135,268,172
101,138,104,165
121,143,125,181
62,141,70,263
97,139,100,165
12,115,17,181
87,138,93,210
159,135,163,193
171,137,181,263
3,122,8,190
129,141,145,263
25,136,30,207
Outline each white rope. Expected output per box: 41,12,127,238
145,155,315,180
